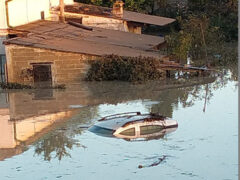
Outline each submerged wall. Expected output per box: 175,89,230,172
5,45,97,85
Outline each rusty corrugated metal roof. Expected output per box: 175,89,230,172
5,20,164,58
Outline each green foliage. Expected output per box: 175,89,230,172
75,0,155,13
75,0,114,7
124,0,154,13
0,82,33,89
165,30,192,62
0,82,66,89
188,0,238,41
165,13,237,65
86,55,164,82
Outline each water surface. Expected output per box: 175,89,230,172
0,73,238,180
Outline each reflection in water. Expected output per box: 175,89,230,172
33,106,98,161
0,73,234,162
34,130,84,161
0,110,75,161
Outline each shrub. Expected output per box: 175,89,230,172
0,82,33,89
85,55,165,82
0,82,66,90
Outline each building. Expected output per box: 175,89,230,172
55,1,175,34
0,0,75,82
0,0,175,85
4,20,165,85
0,0,75,77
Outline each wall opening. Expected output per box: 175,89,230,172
0,55,6,83
41,11,45,20
32,63,52,87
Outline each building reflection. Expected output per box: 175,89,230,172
0,90,80,161
0,109,75,161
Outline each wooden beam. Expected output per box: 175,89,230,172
59,0,65,23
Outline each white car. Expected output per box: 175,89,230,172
89,112,178,141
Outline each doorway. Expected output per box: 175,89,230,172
0,55,6,83
32,63,52,87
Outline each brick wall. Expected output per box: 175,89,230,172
5,45,97,85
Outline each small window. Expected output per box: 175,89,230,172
119,128,135,136
140,125,163,135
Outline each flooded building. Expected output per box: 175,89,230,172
4,20,165,85
0,0,74,82
0,0,176,85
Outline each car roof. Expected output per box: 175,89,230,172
95,114,150,130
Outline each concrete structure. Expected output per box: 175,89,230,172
0,0,74,34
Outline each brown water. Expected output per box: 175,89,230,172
0,71,238,180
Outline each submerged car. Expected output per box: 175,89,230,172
89,112,178,141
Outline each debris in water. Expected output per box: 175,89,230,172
138,155,167,169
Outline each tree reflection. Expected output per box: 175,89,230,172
34,131,77,161
151,68,236,116
34,107,98,161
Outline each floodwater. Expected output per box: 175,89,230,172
0,70,238,180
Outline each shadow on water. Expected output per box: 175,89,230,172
0,71,236,161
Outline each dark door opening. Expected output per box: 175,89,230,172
33,64,52,87
0,55,6,83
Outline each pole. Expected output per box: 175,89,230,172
59,0,65,23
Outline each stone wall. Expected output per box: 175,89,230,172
5,45,97,85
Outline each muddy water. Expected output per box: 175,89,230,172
0,73,238,180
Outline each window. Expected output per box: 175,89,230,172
140,125,163,135
119,128,135,136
